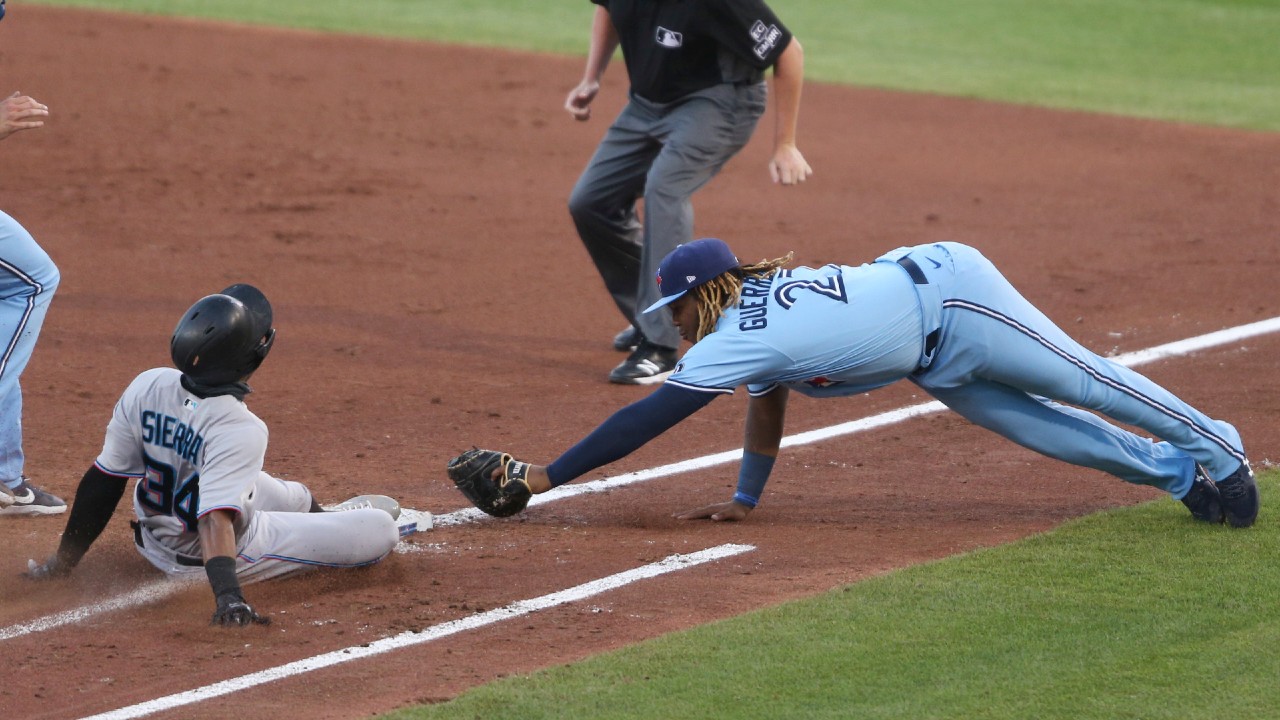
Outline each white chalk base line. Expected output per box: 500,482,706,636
79,543,755,720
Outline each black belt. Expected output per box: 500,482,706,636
896,255,929,285
895,256,941,367
131,520,205,567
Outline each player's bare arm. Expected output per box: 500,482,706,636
676,386,790,521
199,509,270,627
767,39,812,186
524,464,553,494
198,509,239,560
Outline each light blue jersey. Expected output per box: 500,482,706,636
668,260,929,398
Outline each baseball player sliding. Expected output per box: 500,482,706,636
27,285,418,626
450,239,1258,529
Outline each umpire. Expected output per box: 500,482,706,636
565,0,812,385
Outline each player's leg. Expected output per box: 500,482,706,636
568,101,663,325
247,471,314,513
234,507,399,583
920,243,1247,485
0,210,60,503
635,84,767,351
922,379,1197,494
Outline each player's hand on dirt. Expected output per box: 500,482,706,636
25,554,72,580
565,79,600,121
210,593,271,627
0,91,49,141
674,500,753,522
768,143,812,186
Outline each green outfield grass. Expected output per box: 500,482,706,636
385,471,1279,720
24,0,1280,130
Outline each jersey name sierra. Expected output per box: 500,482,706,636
96,367,268,533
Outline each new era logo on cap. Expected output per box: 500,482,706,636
644,238,739,314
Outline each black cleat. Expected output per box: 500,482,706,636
608,341,677,385
1217,461,1259,529
1181,468,1223,524
613,326,641,352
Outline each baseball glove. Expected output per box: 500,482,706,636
447,448,533,518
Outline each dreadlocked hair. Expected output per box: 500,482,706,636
690,252,795,342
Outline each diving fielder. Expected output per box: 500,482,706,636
450,239,1257,529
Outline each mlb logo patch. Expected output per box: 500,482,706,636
183,397,200,410
655,26,683,48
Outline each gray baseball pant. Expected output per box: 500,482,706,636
568,82,767,350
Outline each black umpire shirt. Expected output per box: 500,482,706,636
591,0,793,104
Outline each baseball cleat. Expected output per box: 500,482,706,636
329,494,401,521
0,478,67,516
609,340,677,385
1180,468,1222,524
0,484,14,509
613,325,641,352
1216,460,1259,529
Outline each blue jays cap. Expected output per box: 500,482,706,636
643,238,740,313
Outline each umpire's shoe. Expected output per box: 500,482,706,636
1217,460,1259,528
609,340,677,385
613,326,641,352
1181,468,1222,524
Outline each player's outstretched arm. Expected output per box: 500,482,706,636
27,466,128,579
449,386,717,517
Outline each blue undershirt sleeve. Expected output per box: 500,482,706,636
546,383,719,486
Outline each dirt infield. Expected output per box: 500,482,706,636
1,7,1277,719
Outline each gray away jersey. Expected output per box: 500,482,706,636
95,367,268,537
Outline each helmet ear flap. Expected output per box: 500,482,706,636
221,283,275,371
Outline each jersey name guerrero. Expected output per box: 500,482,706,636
666,262,926,398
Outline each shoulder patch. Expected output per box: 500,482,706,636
749,20,783,60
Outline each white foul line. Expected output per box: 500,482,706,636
4,314,1278,636
78,543,755,720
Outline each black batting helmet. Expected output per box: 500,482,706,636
170,284,276,386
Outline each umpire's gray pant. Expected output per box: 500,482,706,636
568,82,767,350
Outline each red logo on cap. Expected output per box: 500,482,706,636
655,272,663,287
